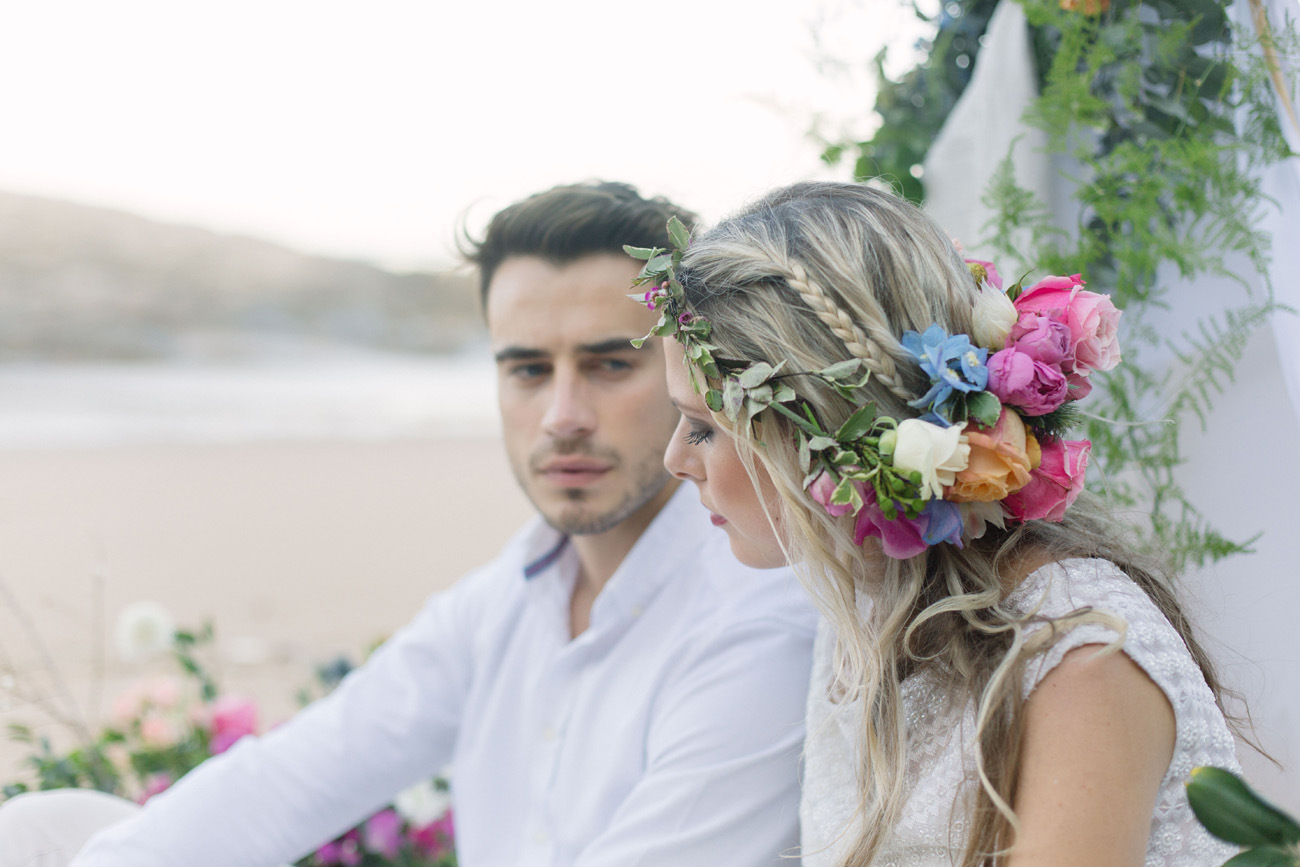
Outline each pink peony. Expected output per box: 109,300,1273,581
1014,276,1122,377
986,348,1069,416
1003,438,1091,522
1007,311,1073,367
138,713,180,749
208,695,258,754
1065,370,1093,400
314,832,363,867
363,809,404,859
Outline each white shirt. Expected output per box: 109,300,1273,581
73,485,817,867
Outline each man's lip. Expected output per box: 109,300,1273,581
538,457,612,474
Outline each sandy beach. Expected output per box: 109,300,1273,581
0,436,533,782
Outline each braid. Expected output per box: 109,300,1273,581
781,259,915,402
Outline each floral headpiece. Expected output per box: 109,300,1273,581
627,220,1122,560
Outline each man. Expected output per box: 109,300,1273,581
0,182,816,866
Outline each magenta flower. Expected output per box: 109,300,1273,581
314,831,363,867
986,348,1069,416
136,772,173,805
851,488,930,559
363,809,404,859
412,809,456,858
207,695,258,754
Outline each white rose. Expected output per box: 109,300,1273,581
892,419,970,500
114,600,176,664
394,778,452,828
970,282,1018,350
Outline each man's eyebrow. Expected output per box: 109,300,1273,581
577,338,646,355
493,346,547,363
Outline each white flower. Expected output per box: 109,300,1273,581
971,282,1018,350
892,418,970,500
959,500,1006,541
114,601,176,663
393,778,452,828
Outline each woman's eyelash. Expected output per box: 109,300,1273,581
684,428,713,446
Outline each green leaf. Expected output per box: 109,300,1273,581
798,431,811,473
646,254,673,274
623,244,661,261
1223,846,1300,866
667,216,691,252
704,389,723,412
773,384,798,404
737,361,782,388
1187,767,1300,847
818,359,864,381
967,391,1003,428
808,436,837,451
835,403,878,441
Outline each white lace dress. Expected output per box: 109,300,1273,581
800,558,1240,866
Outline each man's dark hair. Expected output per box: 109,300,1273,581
462,181,699,306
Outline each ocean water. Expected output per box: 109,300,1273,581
0,347,501,449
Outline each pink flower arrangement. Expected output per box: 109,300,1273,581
1013,274,1122,379
205,695,258,754
985,347,1069,416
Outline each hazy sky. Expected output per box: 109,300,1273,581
0,1,927,269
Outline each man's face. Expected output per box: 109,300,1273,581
487,253,680,536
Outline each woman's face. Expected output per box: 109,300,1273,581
662,341,789,569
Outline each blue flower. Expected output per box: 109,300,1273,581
902,323,988,424
919,499,965,548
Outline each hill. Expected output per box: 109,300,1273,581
0,191,484,360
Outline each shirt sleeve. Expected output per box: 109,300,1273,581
571,612,814,867
70,565,493,867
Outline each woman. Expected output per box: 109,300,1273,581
645,182,1241,865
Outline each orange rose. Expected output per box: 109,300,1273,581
948,409,1035,503
1060,0,1109,13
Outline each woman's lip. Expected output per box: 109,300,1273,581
710,513,727,527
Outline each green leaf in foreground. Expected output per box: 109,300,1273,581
1186,766,1300,848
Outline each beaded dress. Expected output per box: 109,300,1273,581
800,558,1240,866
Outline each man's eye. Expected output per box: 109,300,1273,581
684,427,713,446
593,358,633,374
509,363,549,380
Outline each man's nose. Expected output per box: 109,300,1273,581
541,369,597,438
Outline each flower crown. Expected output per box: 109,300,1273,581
626,219,1122,559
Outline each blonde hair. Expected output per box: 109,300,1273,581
677,181,1232,865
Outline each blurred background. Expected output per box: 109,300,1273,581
0,0,923,781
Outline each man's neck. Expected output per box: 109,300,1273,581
568,480,680,638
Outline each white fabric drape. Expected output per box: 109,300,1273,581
922,0,1300,813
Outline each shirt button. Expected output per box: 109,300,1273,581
630,604,644,617
534,830,549,845
542,725,557,741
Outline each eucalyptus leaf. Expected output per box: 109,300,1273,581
808,436,837,451
623,245,661,261
704,389,724,412
667,216,691,251
798,432,811,473
819,359,864,381
773,383,798,403
646,254,673,274
737,361,781,388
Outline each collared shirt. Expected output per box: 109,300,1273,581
73,485,817,867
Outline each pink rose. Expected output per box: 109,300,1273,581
208,695,258,754
1014,275,1122,376
1003,438,1091,522
1007,311,1073,367
986,348,1069,416
1065,370,1093,400
363,809,404,859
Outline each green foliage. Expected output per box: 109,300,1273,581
821,0,1297,568
1186,766,1300,864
